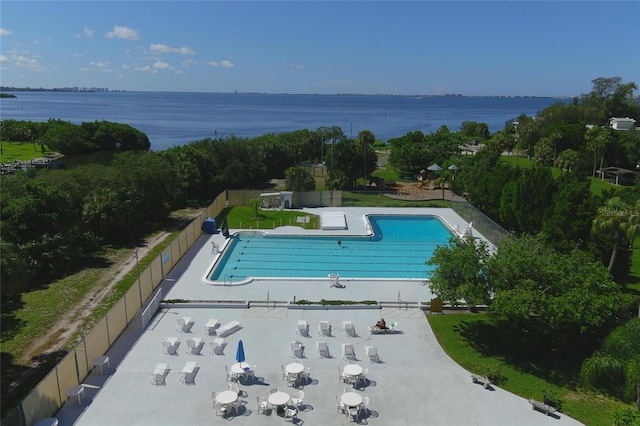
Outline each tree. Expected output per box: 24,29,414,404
534,137,554,166
592,197,640,274
426,235,491,309
554,149,579,172
585,126,611,177
580,318,640,404
285,166,315,191
487,234,623,335
356,130,376,186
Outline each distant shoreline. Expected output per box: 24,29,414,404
0,87,569,99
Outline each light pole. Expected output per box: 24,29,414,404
513,121,519,167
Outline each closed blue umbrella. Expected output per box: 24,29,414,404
236,340,246,363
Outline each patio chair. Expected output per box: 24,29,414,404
228,382,240,395
286,371,298,387
319,320,331,336
359,396,370,416
299,367,311,385
256,395,269,414
365,346,380,363
291,390,304,408
357,368,368,389
270,388,279,394
347,406,359,421
210,338,227,355
296,320,309,337
343,321,357,337
281,364,288,380
214,402,227,417
225,365,236,382
245,364,256,382
341,343,356,361
290,340,305,358
338,366,348,383
228,399,243,416
336,395,345,414
284,407,298,422
316,341,330,358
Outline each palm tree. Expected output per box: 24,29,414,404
585,126,610,178
592,197,640,274
356,130,375,187
580,318,640,408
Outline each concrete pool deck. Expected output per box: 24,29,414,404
51,207,583,426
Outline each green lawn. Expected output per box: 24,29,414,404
428,313,635,426
217,206,320,230
0,141,57,163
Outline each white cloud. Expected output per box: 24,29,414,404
134,65,155,73
12,54,46,71
208,60,234,68
90,61,111,69
152,60,173,70
105,26,139,40
286,63,305,70
0,55,9,63
150,43,196,55
182,59,197,68
76,27,94,38
0,28,12,36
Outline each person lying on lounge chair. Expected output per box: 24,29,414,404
374,319,388,330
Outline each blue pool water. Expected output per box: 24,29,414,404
209,215,453,281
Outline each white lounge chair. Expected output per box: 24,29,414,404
316,341,331,358
343,321,357,337
204,318,220,335
186,339,204,355
179,361,198,384
161,339,179,355
177,317,194,333
150,363,169,385
210,338,227,355
290,340,305,358
319,320,331,336
217,320,242,338
365,346,381,363
341,343,356,361
329,273,344,288
296,320,309,336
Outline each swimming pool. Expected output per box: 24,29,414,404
208,215,453,282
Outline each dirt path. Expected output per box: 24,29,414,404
19,231,172,366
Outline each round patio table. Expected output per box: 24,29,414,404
285,363,304,375
231,362,250,375
341,392,363,407
343,364,362,377
216,390,238,405
268,391,290,413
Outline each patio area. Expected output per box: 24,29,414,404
49,208,583,426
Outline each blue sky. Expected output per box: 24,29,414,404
1,1,639,96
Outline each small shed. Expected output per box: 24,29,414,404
260,191,293,209
609,117,637,131
201,217,218,234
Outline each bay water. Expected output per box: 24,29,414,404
0,91,567,151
